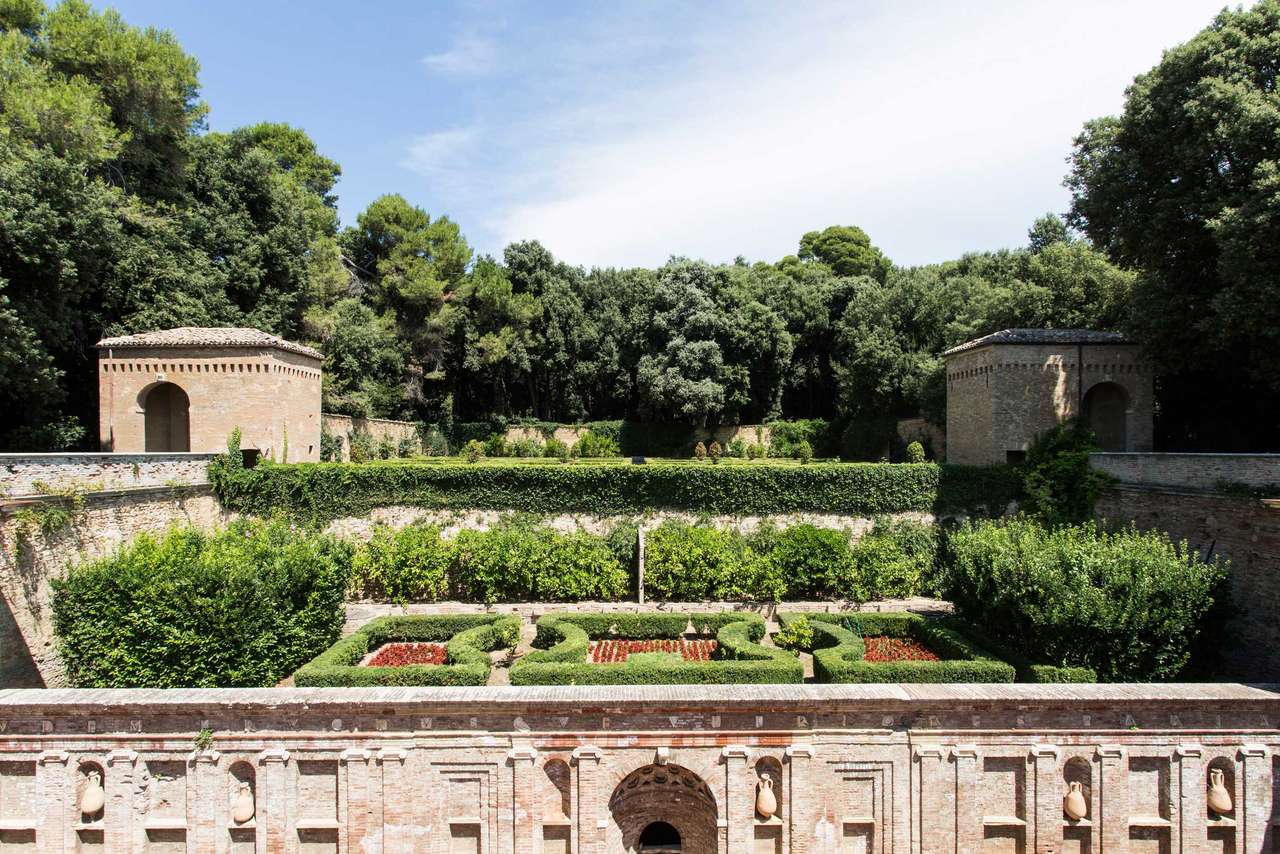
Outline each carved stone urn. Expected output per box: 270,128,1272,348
1207,769,1233,815
1063,781,1087,821
80,770,105,816
755,772,777,820
231,781,255,824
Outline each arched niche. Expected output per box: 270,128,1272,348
610,764,717,854
541,757,572,821
141,382,191,452
1063,755,1093,820
755,755,784,820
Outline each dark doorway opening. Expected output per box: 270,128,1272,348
638,821,681,852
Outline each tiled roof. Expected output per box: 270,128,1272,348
942,328,1131,357
96,327,322,360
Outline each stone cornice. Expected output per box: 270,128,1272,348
0,683,1276,716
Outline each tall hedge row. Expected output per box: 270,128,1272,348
211,460,1020,523
51,519,351,688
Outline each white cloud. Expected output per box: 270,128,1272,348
422,34,498,76
400,128,478,197
402,0,1235,267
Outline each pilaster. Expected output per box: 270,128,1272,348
340,748,372,854
785,744,815,854
1030,744,1059,854
1095,745,1127,854
509,747,538,854
1240,745,1270,853
952,745,981,854
258,748,291,854
37,750,70,854
378,748,409,853
722,745,753,853
1175,744,1204,854
191,749,222,854
572,746,603,854
104,748,138,853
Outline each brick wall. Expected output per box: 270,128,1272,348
0,683,1273,853
98,345,322,461
321,414,420,460
1097,484,1280,681
0,453,216,499
1091,452,1280,491
946,343,1154,465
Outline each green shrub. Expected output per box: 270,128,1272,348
728,438,747,458
777,612,1015,683
1020,424,1110,525
510,612,801,685
350,524,450,602
746,443,764,460
396,436,417,458
767,419,837,458
320,426,342,462
765,524,856,600
773,614,813,651
451,525,629,604
708,441,723,463
483,433,508,458
294,614,519,687
905,441,926,463
544,438,568,459
376,436,396,460
945,518,1230,681
839,414,898,461
463,439,485,463
51,520,351,688
349,428,375,463
693,441,707,461
795,440,814,464
644,522,758,600
573,430,620,458
510,437,544,458
213,461,1021,523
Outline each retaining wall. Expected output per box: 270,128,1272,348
0,684,1274,853
1090,452,1280,492
321,414,420,461
0,453,216,499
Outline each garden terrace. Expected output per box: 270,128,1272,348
776,612,1021,683
293,614,519,687
508,612,803,685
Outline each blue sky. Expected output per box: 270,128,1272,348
104,0,1231,268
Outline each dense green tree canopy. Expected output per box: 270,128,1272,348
1067,0,1280,447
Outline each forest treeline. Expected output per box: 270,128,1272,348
2,0,1277,451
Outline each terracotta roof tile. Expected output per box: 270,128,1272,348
96,327,321,360
943,328,1131,357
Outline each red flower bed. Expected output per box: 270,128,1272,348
589,639,717,664
366,642,447,667
863,636,940,662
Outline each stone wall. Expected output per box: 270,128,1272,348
895,417,945,460
0,453,216,499
1091,452,1280,491
321,414,420,461
0,487,230,688
1096,484,1280,681
98,345,322,461
501,424,775,455
0,683,1274,853
946,342,1154,465
323,507,934,541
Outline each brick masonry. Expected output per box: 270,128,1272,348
1091,453,1280,491
945,342,1154,465
0,683,1274,853
98,345,322,462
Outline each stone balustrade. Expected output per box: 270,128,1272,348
0,683,1275,853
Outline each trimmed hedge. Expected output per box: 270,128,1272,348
293,614,520,687
51,519,352,688
510,612,802,685
211,460,1021,523
937,617,1096,683
776,612,1015,683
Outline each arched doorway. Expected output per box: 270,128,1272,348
1082,382,1127,451
638,821,681,852
143,383,190,452
609,764,716,854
